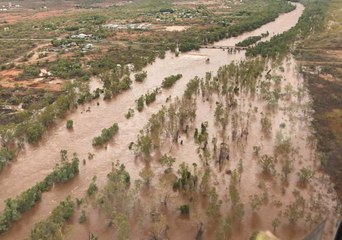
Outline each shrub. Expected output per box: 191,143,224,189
258,155,276,175
136,95,145,112
297,167,314,186
145,89,158,105
160,154,176,172
161,74,183,89
79,210,87,223
0,147,16,172
184,77,200,99
236,35,262,47
87,177,98,196
92,123,119,146
50,59,85,79
66,120,73,129
125,108,134,119
18,66,40,79
179,205,190,215
26,122,45,144
134,71,147,82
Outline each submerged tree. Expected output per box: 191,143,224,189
297,167,314,186
139,167,155,186
160,154,176,173
258,154,276,176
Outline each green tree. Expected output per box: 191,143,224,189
160,154,176,172
66,120,73,129
139,167,155,186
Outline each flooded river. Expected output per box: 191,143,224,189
0,3,339,239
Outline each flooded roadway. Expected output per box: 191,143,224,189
1,3,338,240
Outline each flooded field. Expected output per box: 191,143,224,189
0,3,339,239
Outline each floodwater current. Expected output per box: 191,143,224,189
0,3,339,240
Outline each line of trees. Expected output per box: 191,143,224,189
0,156,79,234
92,123,119,147
161,74,183,89
29,197,74,240
246,0,328,58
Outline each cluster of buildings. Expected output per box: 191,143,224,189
102,23,152,31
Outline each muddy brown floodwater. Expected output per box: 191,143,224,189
0,3,339,240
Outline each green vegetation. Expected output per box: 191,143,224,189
184,77,200,99
136,95,145,112
247,0,328,58
179,204,190,215
78,210,87,224
134,71,147,82
135,134,153,157
125,108,134,119
236,32,268,47
26,122,45,144
161,74,183,89
18,66,40,80
0,147,16,172
236,36,261,47
92,123,119,146
139,167,155,186
87,176,98,196
100,70,132,100
145,89,158,105
297,167,314,186
0,0,338,238
258,155,276,176
66,120,73,129
29,197,74,240
0,0,296,171
0,156,79,234
97,164,131,240
50,59,86,79
295,0,342,201
173,163,198,192
160,154,176,173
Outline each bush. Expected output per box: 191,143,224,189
0,147,16,172
125,108,134,119
136,95,145,112
161,74,183,89
297,167,314,185
236,35,262,47
145,89,158,105
87,180,98,196
78,210,87,223
50,59,85,79
66,120,73,129
134,71,147,82
184,77,200,99
18,66,40,79
179,205,190,215
92,123,119,146
26,122,45,144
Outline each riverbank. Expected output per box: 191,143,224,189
297,0,342,202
